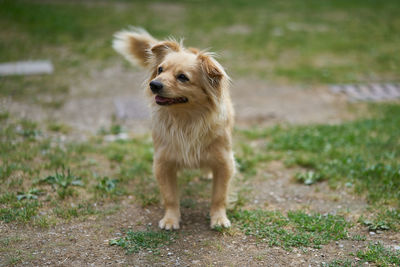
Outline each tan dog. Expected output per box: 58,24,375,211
113,27,235,229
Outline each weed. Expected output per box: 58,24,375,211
110,229,177,254
360,209,400,232
110,124,123,135
16,119,40,139
16,188,42,201
95,176,119,195
40,168,84,199
361,219,390,232
295,171,322,185
356,242,400,266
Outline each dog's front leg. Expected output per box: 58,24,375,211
210,153,234,228
154,161,180,230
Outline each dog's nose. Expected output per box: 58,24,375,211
150,80,163,94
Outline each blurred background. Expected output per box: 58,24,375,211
1,0,399,136
1,1,400,266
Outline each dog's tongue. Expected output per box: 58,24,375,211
155,95,170,103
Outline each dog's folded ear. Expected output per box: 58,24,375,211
112,27,158,67
150,41,180,62
198,53,227,91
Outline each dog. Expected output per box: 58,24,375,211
113,27,235,230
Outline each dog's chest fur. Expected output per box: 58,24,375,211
152,111,221,167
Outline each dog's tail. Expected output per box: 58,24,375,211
112,27,158,68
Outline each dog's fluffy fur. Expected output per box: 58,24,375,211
113,27,235,229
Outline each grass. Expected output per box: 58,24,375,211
0,115,155,223
238,104,400,208
360,209,400,232
231,209,350,249
1,0,399,90
110,229,177,254
1,0,400,264
356,243,400,266
0,199,40,223
2,103,400,230
322,259,353,267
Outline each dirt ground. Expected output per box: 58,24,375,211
2,165,399,266
1,66,397,267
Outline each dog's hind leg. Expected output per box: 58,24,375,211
154,161,180,230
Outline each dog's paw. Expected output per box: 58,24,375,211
159,216,180,230
210,212,231,228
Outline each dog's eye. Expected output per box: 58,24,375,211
177,74,189,82
158,66,163,74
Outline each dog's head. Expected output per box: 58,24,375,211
113,28,229,110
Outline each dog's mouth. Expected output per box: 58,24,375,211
155,95,188,106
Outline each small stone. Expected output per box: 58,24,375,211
369,231,376,235
394,245,400,250
167,252,173,256
339,244,344,248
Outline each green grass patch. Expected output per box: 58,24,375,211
110,229,177,254
0,115,158,224
231,209,350,249
322,259,353,267
236,104,400,207
52,202,97,220
356,243,400,266
267,104,400,206
0,200,40,223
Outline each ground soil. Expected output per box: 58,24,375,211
1,66,397,267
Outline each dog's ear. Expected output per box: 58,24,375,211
150,41,180,63
198,53,226,90
112,27,158,68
